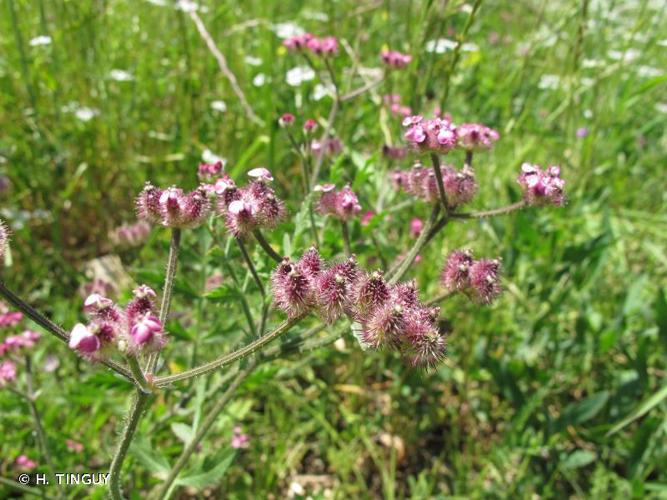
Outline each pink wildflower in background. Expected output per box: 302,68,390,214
279,112,295,127
517,163,565,206
303,119,318,132
315,184,362,221
392,162,477,207
442,250,503,304
0,310,23,328
231,426,250,449
0,360,17,385
284,33,337,56
110,220,151,248
383,95,411,117
15,455,37,471
382,145,408,160
410,218,423,238
137,183,211,229
66,439,84,453
197,160,224,181
381,50,412,69
360,211,375,226
456,123,500,151
311,138,342,158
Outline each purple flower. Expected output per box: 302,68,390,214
283,33,315,52
15,455,37,471
279,113,295,127
456,123,500,151
316,185,362,221
110,221,151,248
316,258,360,323
517,163,565,207
381,50,412,69
137,183,211,229
0,360,17,385
409,218,423,238
469,259,502,304
382,145,408,160
231,426,250,449
0,311,23,328
129,313,166,352
576,127,589,138
392,163,477,207
272,258,316,318
311,138,342,158
403,115,458,154
303,119,318,132
197,161,224,181
442,250,474,291
68,323,102,358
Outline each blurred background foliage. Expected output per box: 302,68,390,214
0,0,666,497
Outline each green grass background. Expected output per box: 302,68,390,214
1,0,666,497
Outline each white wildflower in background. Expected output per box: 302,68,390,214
272,22,304,39
253,74,267,87
175,0,207,12
144,0,167,5
607,49,640,62
303,11,329,21
655,103,667,114
637,66,662,78
29,35,52,47
285,66,315,87
75,107,99,122
109,69,134,82
658,39,667,47
210,100,227,112
313,83,335,101
538,74,561,90
202,149,225,165
244,56,262,66
425,38,458,54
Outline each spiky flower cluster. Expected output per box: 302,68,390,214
197,161,224,182
442,250,502,304
137,183,211,229
69,285,167,360
315,184,362,221
392,162,477,207
216,168,286,237
381,50,412,69
271,249,446,369
517,163,565,207
403,115,499,154
283,33,338,56
109,220,151,248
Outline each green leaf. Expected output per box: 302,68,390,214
557,391,609,430
171,423,194,445
176,449,236,489
130,438,170,479
607,385,667,436
562,450,596,469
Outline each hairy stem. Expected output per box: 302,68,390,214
430,153,450,213
155,314,306,387
252,229,283,263
340,77,384,102
387,205,441,284
450,201,528,219
425,290,456,307
465,150,473,170
109,390,150,500
340,220,352,257
0,281,133,382
147,228,181,374
153,362,256,500
127,356,153,394
235,237,265,299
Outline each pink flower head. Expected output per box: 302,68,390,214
307,36,337,56
311,138,342,158
0,219,9,261
360,210,375,226
129,313,166,352
456,123,500,151
441,165,478,206
315,257,360,323
442,250,474,291
381,50,412,69
83,293,115,314
197,161,224,181
0,360,17,385
303,119,318,132
138,184,211,228
410,218,423,238
110,220,151,248
271,258,315,318
231,426,250,449
66,439,84,453
384,96,412,118
15,455,37,471
382,145,408,160
317,185,362,221
469,258,502,304
297,246,323,279
279,113,295,127
0,310,23,328
69,323,102,358
517,163,565,207
126,285,157,324
283,32,314,51
353,270,390,321
403,115,458,154
247,167,274,183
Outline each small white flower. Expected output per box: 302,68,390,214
285,66,315,86
461,42,479,52
658,39,667,47
109,69,134,82
538,74,560,90
244,56,262,66
607,49,640,62
583,109,593,119
253,73,267,87
424,38,457,54
313,83,335,101
272,22,304,39
655,102,667,114
144,0,167,5
202,149,225,165
637,66,662,78
74,107,99,122
29,35,52,47
210,100,227,112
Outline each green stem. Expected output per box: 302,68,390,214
425,290,456,307
252,229,282,263
152,362,256,500
430,153,450,213
235,237,265,299
340,220,352,257
0,476,41,497
0,281,133,382
127,356,153,394
387,205,441,284
155,314,306,387
450,201,528,220
109,390,150,500
147,228,182,374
